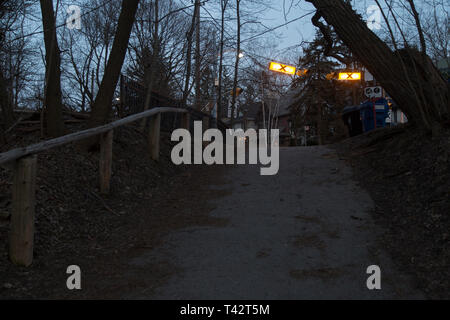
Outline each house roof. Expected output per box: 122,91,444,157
236,87,303,121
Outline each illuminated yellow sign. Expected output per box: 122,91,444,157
338,72,361,80
296,69,309,77
269,62,296,75
230,87,243,97
326,72,337,80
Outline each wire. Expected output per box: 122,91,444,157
175,0,235,41
240,11,314,44
201,5,234,40
156,0,211,23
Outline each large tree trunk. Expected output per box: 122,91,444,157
87,0,140,129
40,0,65,137
306,0,449,130
0,66,14,129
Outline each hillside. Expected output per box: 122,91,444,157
334,125,450,298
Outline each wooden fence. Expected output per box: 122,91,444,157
0,107,192,267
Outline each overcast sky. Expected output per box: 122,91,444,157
261,1,317,54
258,0,384,62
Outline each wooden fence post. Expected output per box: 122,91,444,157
9,155,37,267
149,113,161,161
182,112,190,131
99,130,113,194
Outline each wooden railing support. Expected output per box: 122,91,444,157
9,155,37,267
149,113,161,161
99,130,113,194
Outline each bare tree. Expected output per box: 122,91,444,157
182,0,201,107
422,0,448,64
216,0,229,121
87,0,140,131
128,0,188,96
229,0,241,127
305,0,449,131
139,0,160,129
194,0,202,110
60,0,122,113
40,0,65,137
0,0,16,130
0,66,13,131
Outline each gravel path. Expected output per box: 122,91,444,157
126,146,423,299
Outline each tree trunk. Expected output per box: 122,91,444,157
0,66,14,130
306,0,449,130
87,0,140,130
406,0,426,55
194,1,201,110
216,0,228,122
182,0,200,107
40,0,65,137
230,0,241,128
140,0,159,130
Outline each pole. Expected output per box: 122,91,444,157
212,31,219,128
372,98,377,130
261,71,266,129
10,155,37,266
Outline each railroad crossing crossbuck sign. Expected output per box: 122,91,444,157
269,62,296,75
364,86,383,98
338,72,361,80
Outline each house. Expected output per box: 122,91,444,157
232,94,296,146
229,102,258,130
274,95,295,146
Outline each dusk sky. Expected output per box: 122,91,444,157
259,0,380,61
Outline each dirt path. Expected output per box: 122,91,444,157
123,146,423,299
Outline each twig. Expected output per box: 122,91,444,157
384,170,411,178
4,117,24,134
88,191,120,216
349,148,378,157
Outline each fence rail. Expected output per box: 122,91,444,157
0,107,192,267
0,107,187,165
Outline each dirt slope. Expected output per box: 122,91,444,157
333,125,450,299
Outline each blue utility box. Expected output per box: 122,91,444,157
342,98,390,136
359,98,390,132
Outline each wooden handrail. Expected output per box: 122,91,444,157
2,106,192,267
0,107,187,165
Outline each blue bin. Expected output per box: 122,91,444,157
342,98,390,136
359,98,389,132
